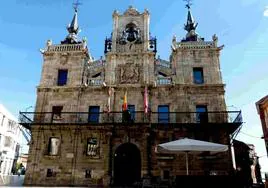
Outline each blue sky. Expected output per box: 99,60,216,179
0,0,268,173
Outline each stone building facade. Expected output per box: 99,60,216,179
256,95,268,156
21,5,242,187
0,104,21,175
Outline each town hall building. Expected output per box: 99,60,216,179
20,4,242,187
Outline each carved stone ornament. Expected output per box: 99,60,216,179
212,34,218,42
123,6,140,16
120,63,140,84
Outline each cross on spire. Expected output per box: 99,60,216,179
184,0,192,9
73,0,82,12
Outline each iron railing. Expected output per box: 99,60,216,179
19,111,242,126
47,43,85,52
88,78,103,86
157,77,172,85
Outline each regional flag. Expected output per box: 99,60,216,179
122,91,128,111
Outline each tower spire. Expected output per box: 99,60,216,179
182,0,200,42
61,0,82,44
68,8,79,35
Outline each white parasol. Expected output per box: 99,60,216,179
156,138,228,175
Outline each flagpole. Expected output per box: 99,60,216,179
107,87,112,113
186,151,189,175
144,86,148,114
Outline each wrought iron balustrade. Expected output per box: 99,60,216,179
88,78,103,86
47,43,85,52
19,111,242,127
157,77,172,85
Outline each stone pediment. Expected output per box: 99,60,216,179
123,6,140,16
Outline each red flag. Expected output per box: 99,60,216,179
122,92,128,111
144,86,148,113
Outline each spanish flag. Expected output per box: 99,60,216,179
122,91,128,111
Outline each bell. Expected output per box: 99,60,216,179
108,43,112,50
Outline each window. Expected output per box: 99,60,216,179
88,106,100,123
57,69,68,86
4,136,12,147
128,105,135,121
196,105,208,123
47,169,56,177
87,138,98,156
1,115,5,126
48,137,60,155
52,106,63,120
193,68,204,84
158,105,169,123
163,170,170,180
85,169,91,178
7,120,16,134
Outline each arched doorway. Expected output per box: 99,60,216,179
113,143,141,186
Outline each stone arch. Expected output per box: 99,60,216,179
113,142,141,186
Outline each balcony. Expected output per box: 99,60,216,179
19,111,242,131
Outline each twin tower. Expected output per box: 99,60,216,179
39,5,224,90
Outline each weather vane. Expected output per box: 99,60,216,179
184,0,192,9
73,0,82,12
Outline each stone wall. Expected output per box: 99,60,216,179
25,123,232,186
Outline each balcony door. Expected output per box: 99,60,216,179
88,106,100,123
128,105,135,122
196,105,208,123
158,105,169,123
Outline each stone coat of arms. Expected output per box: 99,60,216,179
120,63,140,84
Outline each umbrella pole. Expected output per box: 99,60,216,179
186,152,189,175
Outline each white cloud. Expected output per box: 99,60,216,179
263,6,268,17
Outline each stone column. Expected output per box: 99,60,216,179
143,10,150,51
112,11,119,53
143,54,149,84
